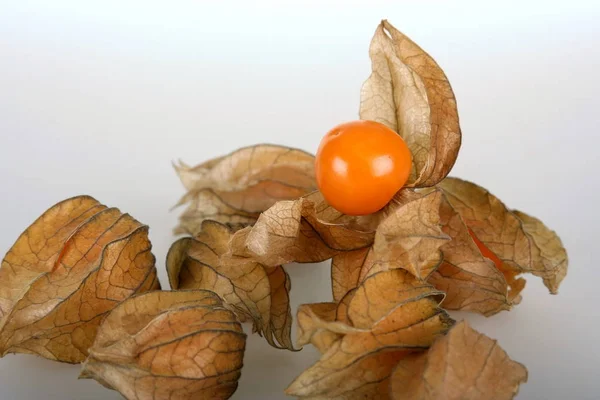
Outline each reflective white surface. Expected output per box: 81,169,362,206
0,1,598,399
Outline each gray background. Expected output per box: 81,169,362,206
0,1,598,399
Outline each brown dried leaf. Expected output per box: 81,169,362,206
438,177,568,294
330,190,448,303
390,320,527,400
513,210,568,293
296,303,362,353
360,20,461,188
287,270,453,399
348,269,445,329
0,196,160,363
233,192,375,267
173,190,259,236
331,248,371,302
307,190,383,233
173,183,381,344
174,144,317,235
370,190,448,280
265,266,294,350
428,194,514,316
80,290,245,400
335,288,356,325
166,221,291,349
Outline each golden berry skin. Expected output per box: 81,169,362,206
315,120,412,216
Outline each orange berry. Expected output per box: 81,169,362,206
315,120,412,216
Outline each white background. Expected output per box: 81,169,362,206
1,1,598,399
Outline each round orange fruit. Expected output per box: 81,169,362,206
315,120,412,215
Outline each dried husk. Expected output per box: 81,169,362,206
0,196,160,363
287,269,453,399
437,177,568,295
232,191,375,267
428,191,517,315
80,290,245,400
331,248,371,303
369,190,448,280
390,321,528,400
167,191,380,349
360,20,461,188
295,302,361,353
174,144,317,235
166,220,293,349
331,190,449,302
331,178,566,316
